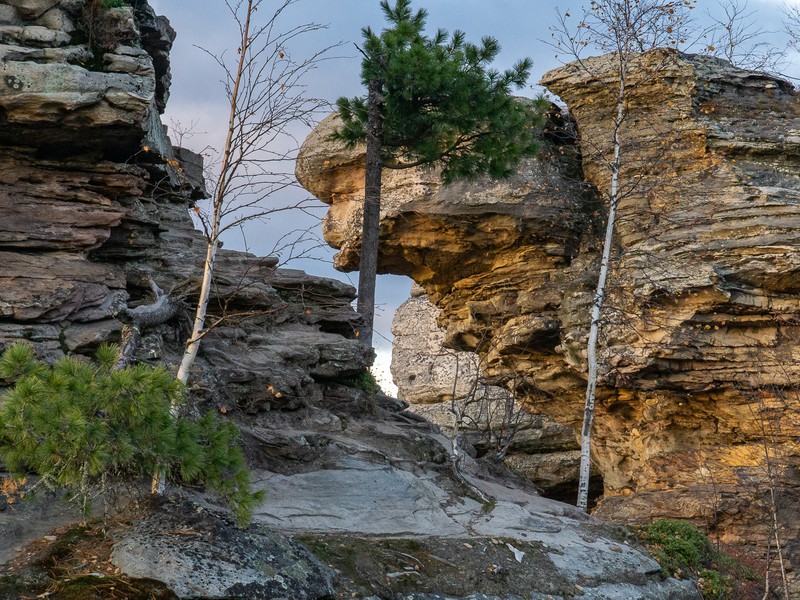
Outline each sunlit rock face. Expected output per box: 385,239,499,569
0,0,369,408
297,52,800,582
296,107,593,402
391,286,582,499
542,51,800,558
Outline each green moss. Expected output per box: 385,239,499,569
298,534,569,598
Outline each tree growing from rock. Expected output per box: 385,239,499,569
334,0,545,349
177,0,333,384
549,0,696,512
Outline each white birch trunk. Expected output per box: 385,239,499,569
576,69,626,513
152,0,253,495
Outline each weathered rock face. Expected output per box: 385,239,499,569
297,108,592,400
541,52,800,564
392,286,582,499
297,52,800,582
112,499,336,600
0,7,706,600
0,0,368,408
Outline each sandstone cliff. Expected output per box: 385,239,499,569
297,52,800,583
392,286,584,500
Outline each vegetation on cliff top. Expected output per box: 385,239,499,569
334,0,547,348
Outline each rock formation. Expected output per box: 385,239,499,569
297,51,800,585
0,3,704,599
392,286,583,500
0,0,368,407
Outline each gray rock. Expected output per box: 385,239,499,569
0,487,82,566
4,0,60,20
236,418,701,600
111,499,336,600
0,5,22,25
253,455,468,536
33,7,75,33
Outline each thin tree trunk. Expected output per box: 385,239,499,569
356,75,384,350
576,72,625,513
176,236,219,385
175,0,253,386
153,0,253,496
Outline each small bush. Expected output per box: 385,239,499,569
640,519,711,577
638,519,735,599
0,342,263,527
341,369,382,395
698,568,731,600
102,0,129,8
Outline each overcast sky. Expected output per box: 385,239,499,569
149,0,799,394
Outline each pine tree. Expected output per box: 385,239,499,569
0,343,263,527
335,0,546,348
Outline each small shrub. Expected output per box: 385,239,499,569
341,369,382,395
102,0,129,8
638,519,736,599
698,568,731,600
0,342,263,527
640,519,711,577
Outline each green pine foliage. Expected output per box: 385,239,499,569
0,343,263,527
335,0,547,183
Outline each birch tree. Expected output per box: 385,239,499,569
549,0,695,512
151,0,333,495
177,0,333,384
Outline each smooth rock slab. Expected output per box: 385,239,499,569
111,499,335,600
253,455,466,537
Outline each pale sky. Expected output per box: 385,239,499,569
149,0,799,394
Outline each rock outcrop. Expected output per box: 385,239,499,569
190,402,701,600
0,0,368,408
297,52,800,584
392,287,583,500
0,4,705,599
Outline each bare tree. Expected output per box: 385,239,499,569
785,4,800,55
704,0,784,72
150,0,335,495
176,0,335,384
548,0,696,512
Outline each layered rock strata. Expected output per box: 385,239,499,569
297,53,800,582
392,287,582,498
0,0,368,407
0,5,706,598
